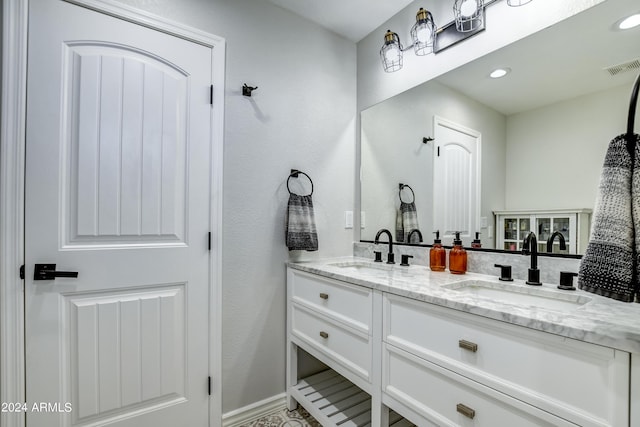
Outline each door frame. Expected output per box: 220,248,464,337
432,115,482,243
0,1,225,426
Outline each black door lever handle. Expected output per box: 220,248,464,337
34,264,78,280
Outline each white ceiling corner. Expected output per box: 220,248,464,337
265,0,414,42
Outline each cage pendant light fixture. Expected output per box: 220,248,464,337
454,0,484,32
411,8,436,56
380,30,403,72
380,0,534,73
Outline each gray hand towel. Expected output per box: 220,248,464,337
285,194,318,251
401,202,420,243
396,208,404,242
578,133,639,302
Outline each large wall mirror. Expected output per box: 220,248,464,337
360,0,639,255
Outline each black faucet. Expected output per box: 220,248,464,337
407,229,423,243
374,229,395,264
522,232,542,285
546,231,567,253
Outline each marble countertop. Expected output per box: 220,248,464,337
288,256,640,354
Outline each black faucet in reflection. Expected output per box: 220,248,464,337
407,229,423,243
522,231,542,286
374,229,395,264
546,231,567,253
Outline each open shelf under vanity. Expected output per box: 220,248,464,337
291,369,414,427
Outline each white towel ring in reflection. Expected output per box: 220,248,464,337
399,183,415,203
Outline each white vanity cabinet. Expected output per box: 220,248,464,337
288,269,373,384
286,266,632,427
382,294,629,427
286,268,383,426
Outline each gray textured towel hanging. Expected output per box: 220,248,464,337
578,133,640,302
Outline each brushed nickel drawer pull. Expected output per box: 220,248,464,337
456,403,475,419
319,293,329,300
319,331,329,339
459,339,478,352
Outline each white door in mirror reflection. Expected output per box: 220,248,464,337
433,116,481,246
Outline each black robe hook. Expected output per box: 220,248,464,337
624,72,640,157
243,84,258,97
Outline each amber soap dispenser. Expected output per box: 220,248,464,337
449,232,467,274
429,230,446,271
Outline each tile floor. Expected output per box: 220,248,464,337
240,405,416,427
240,406,321,427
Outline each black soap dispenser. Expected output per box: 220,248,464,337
471,232,482,248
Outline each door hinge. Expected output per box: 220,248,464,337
19,265,25,280
210,85,213,105
208,376,211,395
208,232,212,251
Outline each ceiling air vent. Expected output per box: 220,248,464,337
605,58,640,76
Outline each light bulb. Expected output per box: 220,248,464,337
459,0,478,18
490,68,510,78
619,14,640,30
384,46,400,62
416,26,431,43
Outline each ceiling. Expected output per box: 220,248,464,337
265,0,413,42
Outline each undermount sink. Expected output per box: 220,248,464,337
444,280,592,311
328,261,395,274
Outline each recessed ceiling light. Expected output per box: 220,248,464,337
619,14,640,30
490,68,510,79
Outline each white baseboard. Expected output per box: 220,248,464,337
222,393,287,427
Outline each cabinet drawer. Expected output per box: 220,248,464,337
291,304,371,381
290,269,372,333
384,294,629,427
383,344,577,427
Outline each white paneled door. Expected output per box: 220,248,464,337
25,1,213,426
433,117,481,247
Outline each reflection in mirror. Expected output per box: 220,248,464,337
360,0,640,255
361,80,504,248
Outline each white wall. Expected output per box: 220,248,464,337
361,88,434,243
114,0,356,414
505,83,632,210
361,80,506,246
0,4,3,132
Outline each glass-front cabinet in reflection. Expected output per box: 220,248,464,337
494,209,592,255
